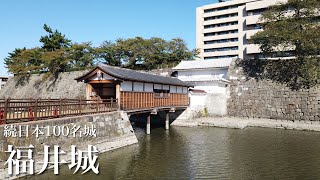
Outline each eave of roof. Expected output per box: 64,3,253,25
75,64,193,87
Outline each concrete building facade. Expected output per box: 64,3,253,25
196,0,287,60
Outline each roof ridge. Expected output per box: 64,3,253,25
77,64,192,87
99,64,179,79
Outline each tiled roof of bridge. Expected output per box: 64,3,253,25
75,64,192,87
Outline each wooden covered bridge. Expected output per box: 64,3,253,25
0,64,191,134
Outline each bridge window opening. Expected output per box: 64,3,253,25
91,83,116,100
154,89,170,98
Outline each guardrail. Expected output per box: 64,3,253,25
120,92,189,110
0,98,118,124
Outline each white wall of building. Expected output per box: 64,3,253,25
176,68,228,95
178,69,228,82
176,68,229,116
121,81,133,91
190,93,207,111
144,83,153,92
194,82,226,94
133,82,144,92
170,85,177,93
120,81,187,94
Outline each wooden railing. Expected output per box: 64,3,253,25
120,92,189,110
0,98,118,124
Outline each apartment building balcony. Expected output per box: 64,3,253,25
203,7,239,18
203,33,239,41
203,24,239,34
246,44,261,54
246,14,262,25
204,50,239,57
245,29,262,40
204,42,239,49
203,16,239,26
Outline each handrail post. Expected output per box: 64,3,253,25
4,98,9,124
34,99,38,121
79,97,82,115
59,98,62,117
110,98,113,111
96,99,98,113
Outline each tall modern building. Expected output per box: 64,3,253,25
196,0,286,60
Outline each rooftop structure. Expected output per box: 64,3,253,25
172,59,233,116
76,64,191,112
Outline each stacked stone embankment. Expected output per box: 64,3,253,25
227,60,320,122
0,71,87,99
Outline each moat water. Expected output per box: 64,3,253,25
27,126,320,179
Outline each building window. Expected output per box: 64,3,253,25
204,46,239,52
204,13,238,21
204,30,238,37
204,21,238,29
247,8,266,16
204,5,240,13
204,38,238,44
246,24,263,30
204,55,238,60
153,84,169,98
154,89,170,98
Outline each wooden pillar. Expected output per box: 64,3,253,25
147,114,151,135
165,111,170,130
116,83,121,110
85,84,93,100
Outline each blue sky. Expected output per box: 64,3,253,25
0,0,217,76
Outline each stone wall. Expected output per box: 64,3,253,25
0,111,138,179
0,71,87,99
227,60,320,121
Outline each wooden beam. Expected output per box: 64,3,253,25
88,80,115,84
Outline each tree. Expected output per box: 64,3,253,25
249,0,320,89
5,25,198,75
5,25,94,76
67,42,96,70
40,24,71,51
96,37,198,70
4,48,43,75
96,41,122,67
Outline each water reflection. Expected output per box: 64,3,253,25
25,126,320,179
227,128,320,179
